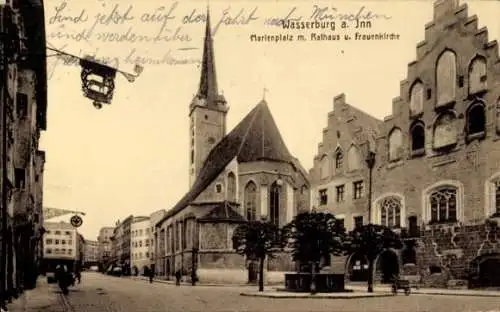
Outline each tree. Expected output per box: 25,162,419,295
346,224,403,293
281,211,348,293
232,219,281,292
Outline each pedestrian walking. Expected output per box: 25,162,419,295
149,265,154,284
175,270,181,286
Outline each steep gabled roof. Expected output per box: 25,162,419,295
339,103,383,152
158,100,295,226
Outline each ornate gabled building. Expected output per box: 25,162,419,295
156,10,310,284
312,0,500,288
310,93,383,231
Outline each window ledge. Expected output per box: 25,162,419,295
410,111,424,119
410,148,425,158
466,131,485,142
435,100,456,110
387,160,404,169
432,142,458,152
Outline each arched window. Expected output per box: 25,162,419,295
469,56,487,95
436,50,457,106
410,121,425,153
433,112,457,149
388,128,403,161
485,173,500,217
269,182,281,227
244,181,257,221
335,150,343,169
379,196,402,228
466,102,486,137
410,81,424,116
347,145,361,171
429,186,457,223
227,172,236,202
319,155,329,179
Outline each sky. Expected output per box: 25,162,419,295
40,0,500,240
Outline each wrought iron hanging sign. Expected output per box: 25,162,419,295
79,56,118,109
46,47,143,110
70,215,83,228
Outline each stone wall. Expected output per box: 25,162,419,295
415,220,500,287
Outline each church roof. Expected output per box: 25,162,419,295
158,100,296,225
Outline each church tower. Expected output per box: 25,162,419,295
189,9,228,187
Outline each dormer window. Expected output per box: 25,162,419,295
388,128,403,161
409,81,424,116
466,102,486,141
436,50,457,107
468,56,487,95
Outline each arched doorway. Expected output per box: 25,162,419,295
375,249,400,284
345,253,369,282
471,254,500,288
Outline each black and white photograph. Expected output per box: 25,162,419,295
1,0,500,311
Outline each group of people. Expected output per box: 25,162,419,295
55,265,81,295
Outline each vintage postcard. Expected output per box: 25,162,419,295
1,0,500,311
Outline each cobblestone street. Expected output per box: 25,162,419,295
7,272,500,312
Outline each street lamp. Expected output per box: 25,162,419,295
365,151,376,224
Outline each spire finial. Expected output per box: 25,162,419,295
263,87,269,101
196,2,218,104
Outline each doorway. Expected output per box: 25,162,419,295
376,250,400,284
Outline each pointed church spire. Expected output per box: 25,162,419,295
197,7,219,104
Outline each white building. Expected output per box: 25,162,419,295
43,222,81,261
130,216,150,275
84,240,99,265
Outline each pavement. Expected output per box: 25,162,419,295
240,290,393,299
4,272,500,312
132,274,500,298
7,278,65,312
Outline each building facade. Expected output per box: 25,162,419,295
148,209,165,275
83,240,98,267
155,11,310,285
97,226,113,271
310,93,382,231
130,216,150,275
311,0,500,289
109,216,133,275
0,0,47,305
41,222,81,271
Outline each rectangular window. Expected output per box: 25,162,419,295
61,240,66,245
14,168,25,188
55,239,59,245
336,185,345,202
353,181,364,199
16,92,28,118
319,189,328,205
354,216,363,229
46,239,52,245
